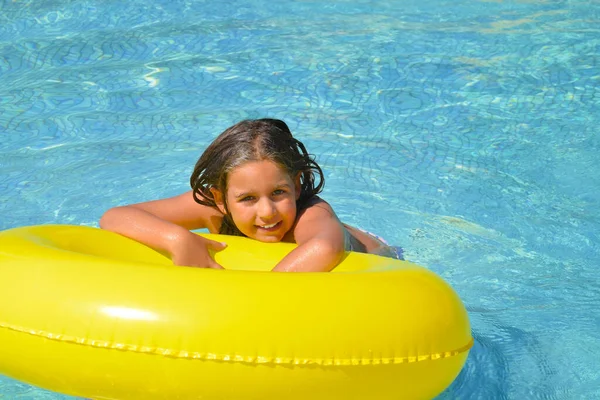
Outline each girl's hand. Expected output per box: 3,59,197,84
170,233,227,269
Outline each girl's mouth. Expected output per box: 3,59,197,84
256,221,282,232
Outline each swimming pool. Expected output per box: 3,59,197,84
1,0,599,398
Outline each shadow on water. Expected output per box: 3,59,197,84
439,306,574,400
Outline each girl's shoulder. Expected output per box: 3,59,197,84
298,196,336,218
288,195,345,247
292,196,342,234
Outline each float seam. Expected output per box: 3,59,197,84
0,321,473,365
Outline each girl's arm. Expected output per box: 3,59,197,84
99,191,226,268
272,200,346,272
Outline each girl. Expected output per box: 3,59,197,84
100,118,402,272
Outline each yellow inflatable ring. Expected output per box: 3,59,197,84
0,224,472,400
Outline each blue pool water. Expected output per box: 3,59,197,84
1,0,599,398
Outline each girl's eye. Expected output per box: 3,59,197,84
240,196,255,202
273,189,285,195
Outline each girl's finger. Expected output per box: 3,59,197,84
208,259,225,269
204,238,227,251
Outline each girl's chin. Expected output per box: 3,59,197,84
253,234,283,243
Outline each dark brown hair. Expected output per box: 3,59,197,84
190,118,324,235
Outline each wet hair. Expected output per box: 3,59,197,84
190,118,325,236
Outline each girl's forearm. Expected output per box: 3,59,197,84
99,206,193,255
272,238,345,272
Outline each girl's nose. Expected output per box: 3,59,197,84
257,198,276,219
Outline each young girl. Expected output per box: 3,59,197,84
100,118,402,272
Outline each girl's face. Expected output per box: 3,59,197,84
212,160,301,242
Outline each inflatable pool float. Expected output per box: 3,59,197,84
0,224,472,400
